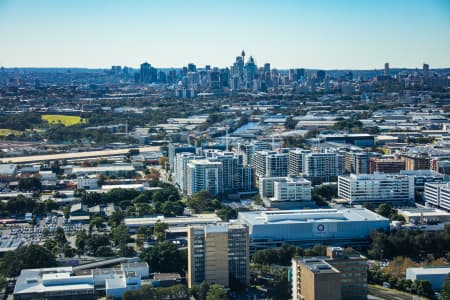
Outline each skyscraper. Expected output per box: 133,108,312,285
384,62,390,76
140,62,151,84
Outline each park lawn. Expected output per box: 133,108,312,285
41,114,86,126
0,128,23,136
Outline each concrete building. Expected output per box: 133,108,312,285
186,160,223,196
288,149,310,176
168,143,196,171
424,182,450,211
124,213,221,233
401,153,431,171
237,141,272,166
259,176,312,208
291,259,341,300
302,152,344,184
338,173,415,206
187,223,249,288
406,267,450,291
292,247,368,300
174,152,201,193
318,133,375,147
399,169,445,190
343,151,372,175
369,157,405,174
67,165,136,177
13,263,148,300
253,150,288,179
238,208,389,250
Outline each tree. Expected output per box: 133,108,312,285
75,230,88,254
376,203,393,218
111,223,130,256
140,241,186,273
108,210,124,227
18,177,42,192
54,226,67,247
188,191,221,212
441,274,450,300
284,116,297,130
216,206,238,221
0,245,57,277
96,245,115,257
153,221,168,241
206,284,228,300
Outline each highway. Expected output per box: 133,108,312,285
0,146,161,164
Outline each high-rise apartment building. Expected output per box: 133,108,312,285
186,160,223,196
168,143,196,171
237,141,272,166
187,224,249,288
253,150,288,179
288,149,310,176
302,152,344,184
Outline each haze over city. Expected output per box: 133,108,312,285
1,0,450,69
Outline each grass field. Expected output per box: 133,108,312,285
0,128,23,136
41,114,86,126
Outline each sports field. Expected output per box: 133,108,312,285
41,114,86,126
0,129,23,136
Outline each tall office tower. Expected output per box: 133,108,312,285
187,63,197,73
423,63,430,76
187,224,249,288
288,149,310,175
289,69,305,82
315,70,326,82
253,151,288,179
237,141,272,166
140,62,151,83
208,69,221,89
338,173,415,206
157,70,166,83
292,247,368,300
220,69,230,88
303,152,344,184
384,62,390,76
244,56,257,89
263,63,270,74
168,143,196,171
186,160,223,196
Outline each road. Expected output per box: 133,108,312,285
0,146,161,163
369,285,428,300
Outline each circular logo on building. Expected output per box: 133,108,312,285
317,224,325,232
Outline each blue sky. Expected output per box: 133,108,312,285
1,0,449,69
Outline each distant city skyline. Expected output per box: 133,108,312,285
1,0,450,69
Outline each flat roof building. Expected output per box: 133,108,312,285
238,208,389,250
338,173,415,206
406,267,450,291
